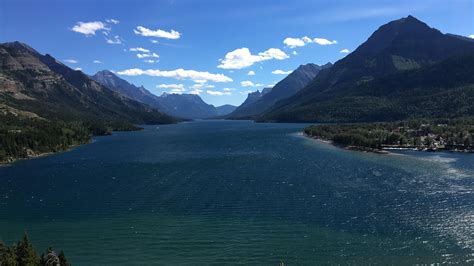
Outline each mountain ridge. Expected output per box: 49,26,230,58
261,15,474,122
228,63,331,118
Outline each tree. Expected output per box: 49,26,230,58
15,233,41,266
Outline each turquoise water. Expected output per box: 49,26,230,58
0,120,473,264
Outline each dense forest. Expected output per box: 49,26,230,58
0,233,69,266
304,118,474,152
0,114,142,163
0,41,180,164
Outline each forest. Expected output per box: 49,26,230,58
0,114,142,163
0,233,69,266
304,118,474,152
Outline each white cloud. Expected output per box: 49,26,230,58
283,36,312,48
207,90,231,96
93,60,102,64
106,35,123,44
157,84,185,90
134,26,181,39
189,89,203,95
106,19,120,24
340,49,350,54
63,59,78,64
130,47,150,53
240,90,257,95
313,38,337,45
292,51,298,55
223,88,235,91
247,70,255,76
74,67,82,71
469,35,474,39
190,83,214,89
267,82,277,88
143,59,158,63
283,36,337,48
218,47,289,69
151,40,159,43
170,88,185,94
117,68,233,83
71,21,106,36
272,69,292,75
137,52,159,58
241,80,263,87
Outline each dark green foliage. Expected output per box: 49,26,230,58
263,55,474,123
0,42,180,163
261,17,474,123
304,118,474,151
0,114,92,162
0,233,68,266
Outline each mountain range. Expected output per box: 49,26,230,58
228,63,331,119
92,70,236,119
0,41,177,126
259,15,474,122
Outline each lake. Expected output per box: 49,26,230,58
0,120,473,264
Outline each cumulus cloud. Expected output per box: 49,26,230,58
106,35,123,44
189,89,203,95
469,35,474,39
272,70,292,75
170,88,185,94
207,90,231,96
218,47,289,69
63,59,78,64
134,26,181,39
74,67,82,71
267,82,277,88
71,21,106,36
157,84,185,90
106,19,120,24
93,60,102,64
143,59,158,63
241,80,263,87
130,47,150,53
190,83,214,89
137,52,159,58
247,70,255,76
283,36,312,48
313,38,338,45
283,36,337,48
292,51,298,55
340,49,350,53
117,68,233,83
240,90,257,95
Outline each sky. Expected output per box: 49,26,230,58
1,0,473,106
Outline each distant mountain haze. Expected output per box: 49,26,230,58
261,15,474,122
92,70,236,119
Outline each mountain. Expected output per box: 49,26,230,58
228,63,330,118
0,41,177,125
261,16,474,122
155,92,218,119
215,104,237,116
92,70,227,119
92,70,162,109
0,41,178,162
229,88,271,118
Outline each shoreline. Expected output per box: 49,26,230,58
0,141,90,167
302,132,473,155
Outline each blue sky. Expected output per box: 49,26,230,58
1,0,473,106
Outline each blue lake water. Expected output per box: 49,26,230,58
0,120,473,264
